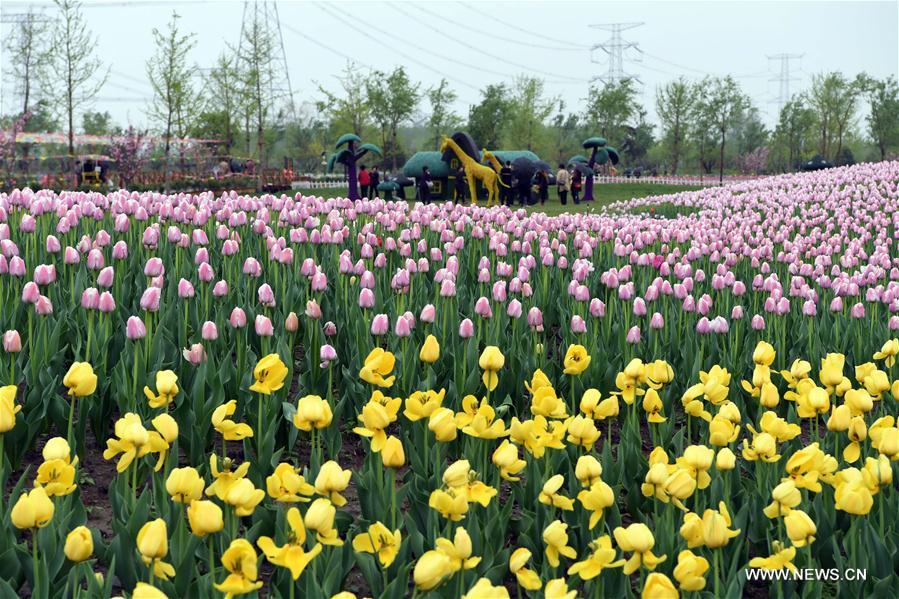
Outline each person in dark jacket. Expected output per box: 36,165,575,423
534,169,549,205
418,166,432,204
453,166,466,203
571,168,582,204
500,161,513,206
369,166,380,198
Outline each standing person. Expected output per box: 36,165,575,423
358,165,371,199
571,168,582,204
556,163,570,206
453,166,466,203
500,161,513,206
535,168,549,206
369,166,380,198
418,166,432,204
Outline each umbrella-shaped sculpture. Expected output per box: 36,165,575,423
582,137,620,202
327,134,382,200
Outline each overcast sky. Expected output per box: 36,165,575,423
1,0,897,132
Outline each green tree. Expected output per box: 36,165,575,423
688,81,719,178
655,77,696,174
698,76,747,183
807,72,861,162
506,76,555,151
426,78,460,149
146,11,196,184
82,110,116,136
468,83,511,149
733,103,767,156
201,52,240,152
620,109,655,165
549,101,581,165
317,62,371,138
366,67,421,169
45,0,108,156
584,78,639,142
771,96,815,171
858,75,899,160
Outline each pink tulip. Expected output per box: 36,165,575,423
213,280,229,297
33,264,56,286
650,313,664,329
126,316,146,340
46,235,61,253
320,344,337,368
394,316,411,337
626,325,641,344
371,314,389,336
86,249,104,270
98,291,116,313
440,279,457,297
285,312,299,333
112,241,128,260
202,321,219,340
507,299,522,318
9,256,26,277
3,330,22,353
570,315,587,334
527,307,543,331
81,287,100,310
459,318,474,339
829,297,843,312
35,295,53,316
731,305,744,320
229,307,247,328
177,278,195,299
751,314,766,330
305,300,322,320
850,303,865,318
474,297,492,319
420,304,436,323
198,262,214,283
97,266,114,288
140,287,161,312
255,315,274,336
21,281,40,304
183,343,207,364
258,283,275,307
323,321,337,336
358,288,375,309
144,257,164,277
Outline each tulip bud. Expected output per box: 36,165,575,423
320,344,338,368
381,436,405,468
371,314,389,336
285,312,299,332
64,526,94,562
201,321,218,341
229,307,247,329
3,330,22,353
255,315,274,337
459,318,474,339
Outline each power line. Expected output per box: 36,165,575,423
238,0,297,121
388,2,590,84
455,1,590,51
589,22,644,85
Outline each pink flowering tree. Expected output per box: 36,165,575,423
736,147,770,175
0,111,30,176
109,126,151,188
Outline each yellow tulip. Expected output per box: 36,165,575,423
749,540,797,572
680,511,703,548
419,334,440,363
543,520,577,568
784,509,816,547
435,526,481,573
35,458,77,497
352,521,401,568
492,440,526,481
187,500,224,537
673,549,708,591
143,370,179,409
642,388,667,423
258,507,322,579
166,466,204,504
293,395,333,431
212,400,254,441
64,525,93,562
526,369,553,395
834,468,874,515
701,501,741,548
304,498,343,546
428,407,458,442
404,389,445,421
428,487,469,521
11,487,54,529
223,478,265,517
578,480,615,529
641,573,679,599
132,583,168,599
509,547,542,590
266,463,315,503
753,341,776,366
539,475,575,511
206,455,251,500
613,523,666,575
249,353,288,395
63,362,97,396
216,539,263,596
413,549,453,590
715,448,736,471
763,481,801,518
565,414,600,449
531,386,568,419
575,455,602,487
137,519,175,580
820,353,845,387
479,346,505,391
562,344,591,375
567,535,624,580
314,460,352,507
544,578,576,599
381,435,405,468
0,385,21,433
462,578,510,599
359,348,396,388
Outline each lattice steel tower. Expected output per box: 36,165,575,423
589,22,644,85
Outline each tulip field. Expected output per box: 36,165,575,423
3,161,899,598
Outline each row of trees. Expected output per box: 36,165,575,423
4,0,899,182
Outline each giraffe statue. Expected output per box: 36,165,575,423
439,136,504,207
481,148,502,174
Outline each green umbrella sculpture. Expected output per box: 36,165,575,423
327,134,382,200
582,137,620,202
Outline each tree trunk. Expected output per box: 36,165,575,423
718,130,725,185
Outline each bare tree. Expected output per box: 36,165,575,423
204,52,240,152
45,0,107,157
4,11,49,119
655,78,696,174
146,11,197,187
237,6,276,191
